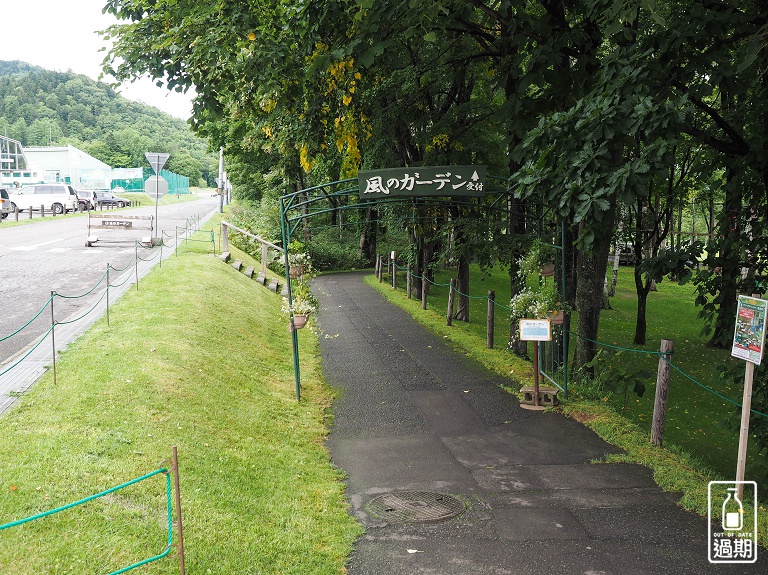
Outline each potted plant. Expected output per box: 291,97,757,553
288,251,312,278
510,245,567,324
509,282,562,321
518,242,556,279
287,240,313,279
282,280,319,329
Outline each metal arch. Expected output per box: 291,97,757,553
278,174,567,401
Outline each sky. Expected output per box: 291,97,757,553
2,0,195,120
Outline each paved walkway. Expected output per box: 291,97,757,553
314,272,761,575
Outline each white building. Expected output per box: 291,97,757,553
0,135,44,187
23,145,112,189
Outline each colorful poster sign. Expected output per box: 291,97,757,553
731,296,768,365
519,319,552,342
357,165,486,198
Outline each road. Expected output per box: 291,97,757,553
0,195,219,365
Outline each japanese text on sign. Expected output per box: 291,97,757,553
357,166,486,198
731,295,768,365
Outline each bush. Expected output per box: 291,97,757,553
307,240,367,271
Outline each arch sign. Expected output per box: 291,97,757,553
358,165,486,198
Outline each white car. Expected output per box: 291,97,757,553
0,188,10,218
9,184,78,214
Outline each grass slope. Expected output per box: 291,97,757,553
0,235,361,573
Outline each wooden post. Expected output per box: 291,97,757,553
172,446,186,575
421,274,428,310
487,291,495,349
447,278,455,326
406,265,411,299
533,341,540,407
736,361,755,500
378,256,383,283
651,339,674,446
261,243,269,277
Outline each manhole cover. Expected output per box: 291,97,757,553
366,491,466,523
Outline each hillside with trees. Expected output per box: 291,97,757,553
0,60,217,185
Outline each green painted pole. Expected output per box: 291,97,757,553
561,221,568,398
280,197,301,401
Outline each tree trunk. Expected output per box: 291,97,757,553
454,254,470,321
574,197,617,374
708,166,742,347
358,208,377,265
633,266,651,345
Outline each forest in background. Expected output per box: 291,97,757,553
0,60,217,186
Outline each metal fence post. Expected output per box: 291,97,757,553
172,446,186,575
50,291,57,385
106,264,110,326
135,242,139,290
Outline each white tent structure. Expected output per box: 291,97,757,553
23,145,112,189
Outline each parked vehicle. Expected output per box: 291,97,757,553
8,184,78,214
0,188,10,218
76,190,97,211
93,191,130,208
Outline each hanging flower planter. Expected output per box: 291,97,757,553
546,309,564,325
289,264,307,279
292,313,309,329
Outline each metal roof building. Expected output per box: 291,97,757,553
23,145,112,189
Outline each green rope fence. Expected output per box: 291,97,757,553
0,324,54,379
55,288,109,326
385,256,768,420
0,295,54,343
0,467,175,575
563,328,768,420
0,216,213,389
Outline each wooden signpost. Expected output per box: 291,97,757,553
519,319,552,411
731,294,768,498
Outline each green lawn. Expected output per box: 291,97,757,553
0,221,360,574
384,263,761,481
593,267,755,479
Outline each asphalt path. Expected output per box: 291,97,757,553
0,195,219,364
317,272,764,575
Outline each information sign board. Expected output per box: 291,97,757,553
519,319,552,342
731,295,768,365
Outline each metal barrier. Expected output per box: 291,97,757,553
86,213,154,247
